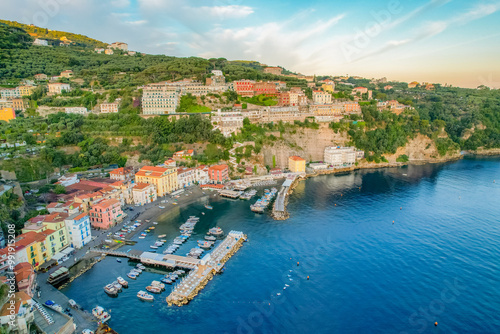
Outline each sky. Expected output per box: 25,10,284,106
2,0,500,88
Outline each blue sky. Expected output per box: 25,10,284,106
3,0,500,87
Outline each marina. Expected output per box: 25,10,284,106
250,188,278,213
166,231,247,306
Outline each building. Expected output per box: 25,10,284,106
408,81,419,88
18,86,35,97
253,82,277,96
65,107,88,115
33,38,48,46
206,70,226,86
352,87,368,95
233,80,255,97
12,99,27,112
278,92,290,106
108,42,128,51
141,82,181,115
288,156,306,173
14,263,36,297
100,101,120,113
312,90,332,104
64,213,91,249
104,49,114,55
377,100,412,115
208,165,229,184
0,108,16,122
132,183,157,206
172,150,194,159
94,48,105,53
48,83,71,95
12,231,56,269
0,87,20,99
34,73,48,81
0,291,34,334
0,99,12,109
89,198,123,229
109,167,134,181
60,70,73,78
57,174,79,187
135,166,178,196
324,146,363,167
263,67,283,76
177,167,196,188
195,165,210,185
384,85,393,90
321,80,335,92
211,109,244,137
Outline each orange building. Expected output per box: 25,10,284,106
0,107,15,122
288,156,306,173
208,165,229,184
135,166,178,196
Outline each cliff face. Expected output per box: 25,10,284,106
260,126,461,169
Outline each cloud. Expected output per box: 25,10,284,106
125,20,148,25
194,5,254,19
111,0,130,8
348,2,500,63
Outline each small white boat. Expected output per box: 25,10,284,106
137,290,154,301
146,286,162,294
127,272,137,280
150,245,158,249
158,234,167,238
117,277,128,287
92,306,111,323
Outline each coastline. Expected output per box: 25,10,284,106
274,150,500,220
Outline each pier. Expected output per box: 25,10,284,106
166,231,247,306
219,189,243,199
272,174,300,220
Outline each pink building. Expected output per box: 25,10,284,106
208,165,229,184
89,198,123,229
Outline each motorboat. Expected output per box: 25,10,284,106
127,272,137,279
103,285,118,296
137,264,146,270
158,234,166,238
208,227,223,236
198,240,214,249
151,281,165,290
150,245,158,249
161,278,172,284
117,277,128,287
145,286,162,294
137,290,154,301
205,235,216,241
204,204,213,210
133,268,142,274
92,306,111,323
112,281,122,292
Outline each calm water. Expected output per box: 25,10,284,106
62,157,500,334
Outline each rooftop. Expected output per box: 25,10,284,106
289,156,305,162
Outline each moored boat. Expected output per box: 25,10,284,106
92,306,111,323
127,272,137,279
117,276,128,287
204,204,213,210
146,286,162,294
103,284,118,296
137,290,154,301
208,227,223,236
205,235,216,241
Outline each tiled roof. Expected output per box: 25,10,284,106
289,156,305,161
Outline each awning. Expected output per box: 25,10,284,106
38,259,57,271
61,247,75,255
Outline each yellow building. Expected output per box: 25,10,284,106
0,107,15,122
288,156,306,173
18,86,35,97
13,230,60,269
135,166,178,197
321,83,335,92
22,213,70,255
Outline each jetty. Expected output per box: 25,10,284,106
272,174,300,220
166,231,247,306
219,189,243,199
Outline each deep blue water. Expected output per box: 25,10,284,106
62,157,500,334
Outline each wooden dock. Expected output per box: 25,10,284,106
166,231,247,306
219,190,243,199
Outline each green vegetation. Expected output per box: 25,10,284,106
396,154,409,162
240,95,278,106
177,94,211,113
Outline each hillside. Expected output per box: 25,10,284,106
0,19,107,48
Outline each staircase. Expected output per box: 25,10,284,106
34,302,54,325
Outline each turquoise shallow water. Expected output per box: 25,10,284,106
62,157,500,333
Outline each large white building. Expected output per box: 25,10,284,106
177,167,196,188
132,183,157,206
64,212,92,249
108,42,128,51
141,83,181,114
324,146,364,167
48,83,71,95
195,166,210,185
312,90,332,104
211,109,244,137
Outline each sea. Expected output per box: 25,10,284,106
61,156,500,334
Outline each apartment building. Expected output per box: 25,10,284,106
211,109,244,137
288,156,306,173
89,198,123,229
312,90,332,104
132,183,157,206
141,82,181,114
64,213,92,249
100,101,120,113
135,166,178,196
208,165,229,184
48,83,71,95
324,146,364,167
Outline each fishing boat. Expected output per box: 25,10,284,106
116,258,122,263
117,277,128,287
127,272,137,280
92,306,111,323
112,281,122,292
103,284,118,296
137,290,154,301
208,227,223,236
205,235,216,241
145,286,162,294
150,245,158,249
151,281,165,290
204,204,213,210
197,240,214,249
137,264,146,270
161,278,172,284
158,234,166,238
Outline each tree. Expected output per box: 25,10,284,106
54,185,66,194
